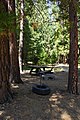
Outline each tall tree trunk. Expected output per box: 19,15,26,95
19,0,24,73
9,32,23,83
0,1,12,103
8,0,23,83
68,0,78,94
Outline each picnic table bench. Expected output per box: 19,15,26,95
28,65,55,75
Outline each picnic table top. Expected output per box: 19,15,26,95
28,65,55,68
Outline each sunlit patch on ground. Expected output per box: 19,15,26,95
11,84,19,89
0,110,4,116
5,116,14,120
61,111,72,120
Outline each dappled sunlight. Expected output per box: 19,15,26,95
69,99,75,108
5,116,14,120
61,111,72,120
50,92,63,100
54,64,69,72
11,84,19,89
49,93,63,105
48,91,80,120
0,110,6,119
20,70,30,74
45,108,51,114
1,67,80,120
0,110,4,116
21,72,40,84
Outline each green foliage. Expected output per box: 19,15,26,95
22,0,70,65
0,1,16,32
0,12,16,32
15,0,80,65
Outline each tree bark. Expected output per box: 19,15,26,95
68,0,78,94
0,1,12,103
19,0,24,73
8,0,23,83
9,32,23,83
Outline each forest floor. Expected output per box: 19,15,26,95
0,64,80,120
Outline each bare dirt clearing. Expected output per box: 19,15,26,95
0,64,80,120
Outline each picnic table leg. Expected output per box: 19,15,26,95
30,68,33,74
42,67,45,71
36,68,41,74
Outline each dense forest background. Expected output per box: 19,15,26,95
19,0,80,66
22,0,69,65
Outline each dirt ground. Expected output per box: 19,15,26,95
0,64,80,120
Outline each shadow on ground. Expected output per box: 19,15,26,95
0,65,80,120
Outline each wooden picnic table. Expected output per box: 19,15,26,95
28,65,55,75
